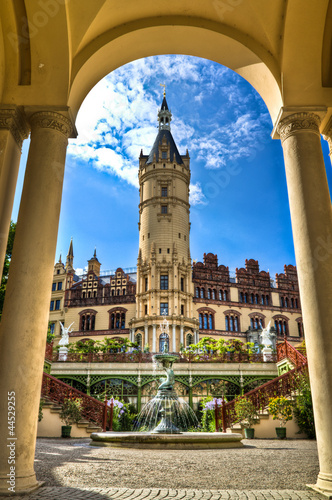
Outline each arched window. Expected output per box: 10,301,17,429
209,314,213,330
123,289,126,295
198,308,215,331
212,289,216,300
285,297,288,308
291,298,294,308
296,319,304,337
255,294,258,304
186,333,194,347
230,316,234,331
199,314,203,329
135,332,142,349
223,290,227,301
280,296,284,307
234,316,239,332
219,290,222,300
273,316,289,336
250,318,254,329
207,289,211,299
244,293,248,303
225,315,229,331
93,290,97,298
261,296,264,305
240,292,243,303
79,310,97,331
200,288,205,299
224,310,241,332
111,289,115,296
117,289,120,296
196,287,199,298
265,295,269,306
108,308,128,331
250,294,254,304
295,298,298,309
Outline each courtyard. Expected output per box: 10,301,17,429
0,438,324,500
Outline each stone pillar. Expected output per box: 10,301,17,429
152,324,157,352
180,325,184,346
172,324,176,352
0,109,75,494
144,322,148,347
0,106,29,277
277,112,332,496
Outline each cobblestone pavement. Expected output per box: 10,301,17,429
3,487,326,500
0,438,326,500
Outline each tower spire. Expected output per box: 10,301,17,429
158,86,172,131
65,238,74,272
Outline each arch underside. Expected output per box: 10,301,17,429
0,2,332,127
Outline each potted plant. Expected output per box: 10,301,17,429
59,397,82,437
234,396,259,438
268,396,293,439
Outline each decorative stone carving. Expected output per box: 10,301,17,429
29,111,74,139
0,106,29,148
277,112,321,143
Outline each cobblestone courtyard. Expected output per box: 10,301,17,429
0,438,326,500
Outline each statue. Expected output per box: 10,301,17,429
58,322,74,346
260,321,273,348
158,361,175,390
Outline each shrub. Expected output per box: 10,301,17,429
268,396,293,427
60,398,82,426
293,374,315,438
234,397,258,429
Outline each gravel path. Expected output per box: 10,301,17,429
33,438,319,491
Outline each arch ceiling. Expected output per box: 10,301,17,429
0,0,332,127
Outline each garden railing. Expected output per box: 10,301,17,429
276,337,307,367
220,342,308,431
51,350,277,363
41,372,109,429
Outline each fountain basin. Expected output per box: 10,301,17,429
90,431,243,449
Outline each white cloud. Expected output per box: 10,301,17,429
190,182,207,206
67,55,271,188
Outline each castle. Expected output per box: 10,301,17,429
49,94,304,355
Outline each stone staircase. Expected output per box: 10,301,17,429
39,399,102,437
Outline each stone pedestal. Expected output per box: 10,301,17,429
58,346,68,361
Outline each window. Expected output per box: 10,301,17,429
198,308,215,330
225,311,240,332
274,316,289,336
196,287,199,298
209,315,213,330
250,294,254,304
50,323,55,334
212,289,216,300
110,310,126,330
240,292,243,303
207,289,211,299
219,290,222,300
159,333,169,352
57,269,60,275
161,151,167,159
161,187,168,197
203,314,208,329
160,275,168,290
81,310,97,331
50,301,54,311
261,296,264,305
199,314,203,329
255,294,259,304
223,290,227,301
167,248,170,253
200,288,204,299
160,303,168,315
159,248,162,254
145,305,148,315
55,300,61,310
52,283,56,291
265,295,269,306
280,297,284,307
186,333,193,347
244,293,248,304
145,277,148,291
161,205,168,214
181,277,184,291
57,282,62,291
135,333,142,349
181,304,184,315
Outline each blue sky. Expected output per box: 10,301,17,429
13,55,332,278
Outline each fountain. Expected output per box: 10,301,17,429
134,314,198,434
90,313,243,448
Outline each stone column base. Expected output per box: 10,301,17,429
0,474,44,496
307,473,332,498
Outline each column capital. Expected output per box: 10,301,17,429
277,112,321,143
25,106,77,139
271,106,326,140
0,105,29,148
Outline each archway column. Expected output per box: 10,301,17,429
0,106,29,277
0,109,75,495
277,111,332,496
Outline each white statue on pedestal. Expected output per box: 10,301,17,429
260,321,273,361
58,322,74,361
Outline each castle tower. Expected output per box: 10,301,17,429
87,248,101,276
65,238,74,273
130,92,198,352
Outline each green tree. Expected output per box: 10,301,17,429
0,221,16,319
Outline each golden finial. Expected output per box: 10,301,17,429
160,83,166,97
